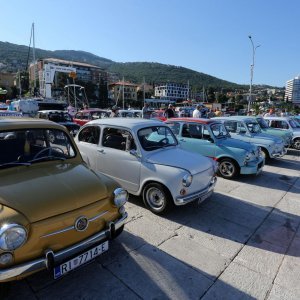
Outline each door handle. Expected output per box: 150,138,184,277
97,149,105,153
179,139,186,142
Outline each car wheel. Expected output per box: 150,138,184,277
217,158,239,179
142,183,173,215
293,138,300,150
260,148,270,162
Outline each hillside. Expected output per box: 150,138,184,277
0,41,246,90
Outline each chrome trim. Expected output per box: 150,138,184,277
271,147,287,158
40,210,109,238
175,176,217,205
0,212,128,282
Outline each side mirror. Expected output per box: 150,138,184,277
207,137,214,143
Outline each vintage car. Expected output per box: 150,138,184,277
252,116,293,148
73,108,110,126
213,116,287,161
0,118,128,294
37,110,80,138
117,109,142,118
165,118,264,179
75,118,218,215
150,109,167,121
264,116,300,150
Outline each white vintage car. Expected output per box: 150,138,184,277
75,118,217,214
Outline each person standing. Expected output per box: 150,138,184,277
142,102,151,119
111,105,120,117
164,104,175,118
192,105,201,118
264,108,275,117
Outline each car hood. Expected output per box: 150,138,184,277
251,133,282,143
0,163,109,222
216,137,256,151
145,147,214,175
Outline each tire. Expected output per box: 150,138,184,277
142,182,173,215
217,158,239,179
293,138,300,150
261,148,270,162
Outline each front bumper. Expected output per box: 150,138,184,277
0,212,128,282
271,147,287,158
175,176,217,205
240,157,265,175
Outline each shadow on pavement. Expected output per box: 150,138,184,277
7,230,259,299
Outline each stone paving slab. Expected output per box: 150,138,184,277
203,262,273,300
107,243,213,300
267,283,300,300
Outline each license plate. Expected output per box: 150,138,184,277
54,241,109,279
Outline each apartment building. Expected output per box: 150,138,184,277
109,81,138,103
154,83,190,101
285,76,300,105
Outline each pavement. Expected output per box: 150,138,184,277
7,150,300,300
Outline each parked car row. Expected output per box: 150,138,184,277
0,111,296,295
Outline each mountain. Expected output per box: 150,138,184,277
0,41,246,90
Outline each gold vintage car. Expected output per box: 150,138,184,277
0,117,128,295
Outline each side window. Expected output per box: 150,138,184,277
189,124,202,139
237,122,247,133
282,121,289,129
224,121,237,133
202,125,211,140
78,126,100,144
102,127,136,151
182,124,191,138
82,113,90,120
167,122,180,135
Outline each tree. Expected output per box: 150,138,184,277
207,87,216,103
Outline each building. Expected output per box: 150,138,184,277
154,83,190,102
29,58,109,107
108,81,138,108
285,76,300,106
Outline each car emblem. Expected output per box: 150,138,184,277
75,216,89,232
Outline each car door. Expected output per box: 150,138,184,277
77,125,101,170
177,122,216,158
98,127,141,193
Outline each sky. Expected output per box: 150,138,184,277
1,0,300,87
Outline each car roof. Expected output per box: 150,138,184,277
166,117,220,125
87,117,165,130
38,110,66,113
212,116,256,122
77,108,110,113
263,116,291,120
0,117,67,131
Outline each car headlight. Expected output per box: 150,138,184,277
245,151,251,161
182,174,193,187
113,188,128,207
0,224,27,251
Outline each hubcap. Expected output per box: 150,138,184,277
219,161,235,177
294,140,300,150
146,187,165,210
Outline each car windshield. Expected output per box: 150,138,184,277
256,117,269,129
0,128,76,168
210,123,229,138
137,126,177,151
289,119,300,128
245,121,261,133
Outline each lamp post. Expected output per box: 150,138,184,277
248,35,260,113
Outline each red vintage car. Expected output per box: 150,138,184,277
73,109,111,126
150,109,167,121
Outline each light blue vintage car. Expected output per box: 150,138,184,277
166,118,264,179
213,116,287,161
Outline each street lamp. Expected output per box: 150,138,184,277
248,35,260,113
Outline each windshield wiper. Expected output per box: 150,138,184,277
28,156,66,163
0,162,31,169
